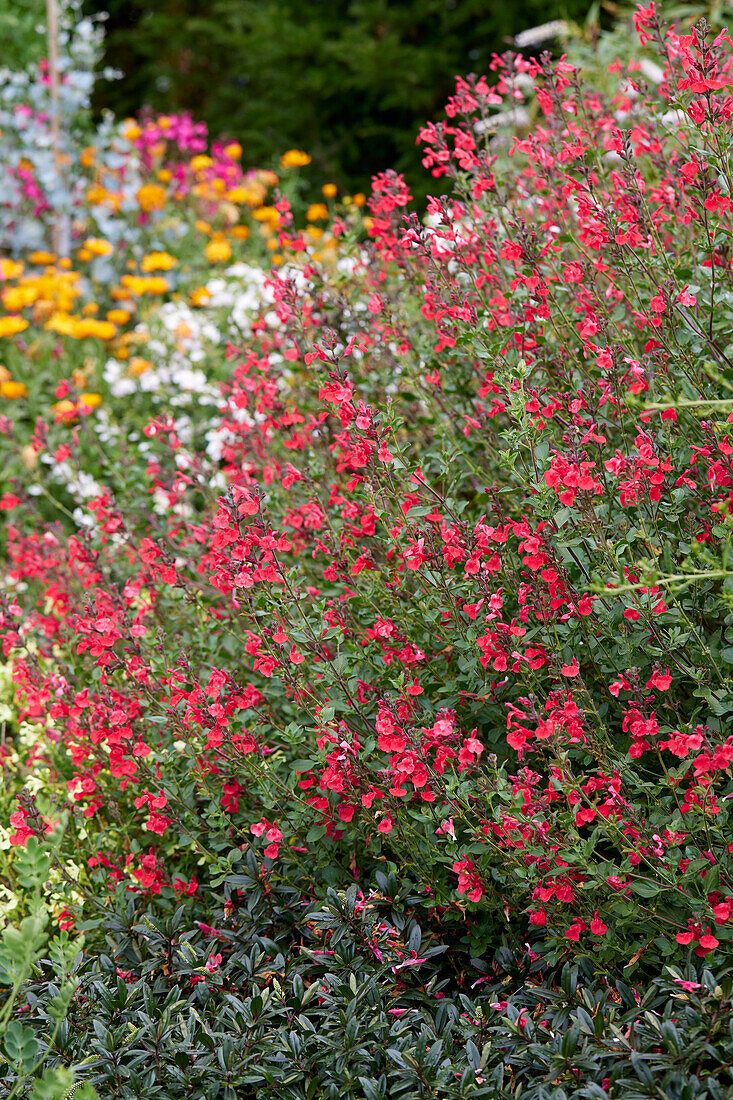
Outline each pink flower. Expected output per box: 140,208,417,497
672,978,701,992
205,953,222,972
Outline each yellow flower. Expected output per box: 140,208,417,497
230,182,266,206
195,219,211,234
45,311,75,336
128,356,154,377
86,184,109,206
157,116,171,130
121,274,169,295
81,302,99,316
190,154,213,173
0,380,28,398
79,146,96,168
79,392,102,409
107,309,131,325
322,183,337,198
190,287,211,307
224,142,242,160
65,318,117,341
82,320,116,340
136,183,167,212
157,169,172,182
123,120,142,141
141,251,177,272
306,226,324,240
0,316,29,337
225,187,245,204
252,205,280,226
230,225,251,241
2,286,37,311
51,398,77,418
307,203,329,222
0,259,23,280
84,238,114,257
204,238,232,263
28,251,56,265
59,258,73,270
76,248,93,263
280,149,311,168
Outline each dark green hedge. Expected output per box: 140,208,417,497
24,857,733,1099
87,0,593,197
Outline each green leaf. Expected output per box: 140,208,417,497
629,880,661,898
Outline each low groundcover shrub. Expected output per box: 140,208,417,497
2,3,733,1095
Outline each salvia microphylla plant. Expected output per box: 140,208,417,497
2,2,733,1093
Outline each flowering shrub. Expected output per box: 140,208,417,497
3,3,733,1094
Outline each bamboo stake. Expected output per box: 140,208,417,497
46,0,68,257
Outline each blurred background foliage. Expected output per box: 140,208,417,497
0,0,46,70
82,0,596,198
0,1,729,205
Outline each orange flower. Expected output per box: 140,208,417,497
280,149,311,168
